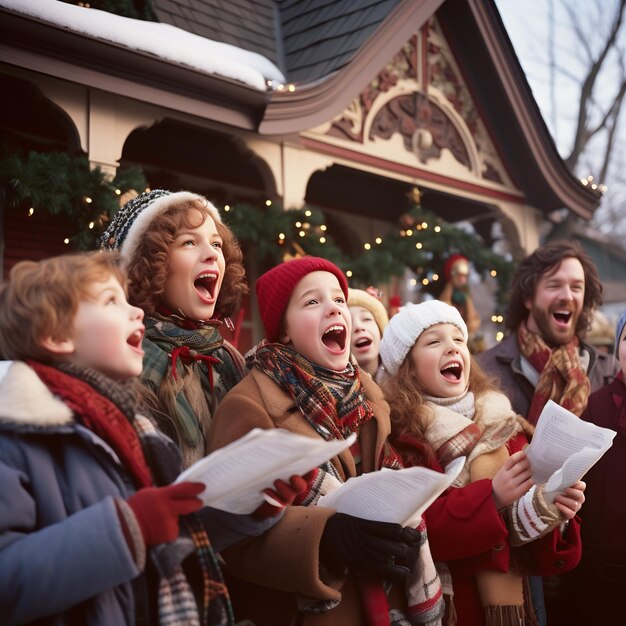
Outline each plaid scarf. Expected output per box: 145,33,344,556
252,342,402,469
252,344,442,626
518,321,591,425
142,313,244,465
28,361,234,626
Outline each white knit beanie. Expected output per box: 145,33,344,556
99,189,221,262
379,300,468,378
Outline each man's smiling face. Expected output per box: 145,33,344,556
524,256,585,346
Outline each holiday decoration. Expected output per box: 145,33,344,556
1,144,513,316
0,146,147,250
221,200,513,314
439,253,481,335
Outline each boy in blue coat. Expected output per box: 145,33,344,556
0,251,303,626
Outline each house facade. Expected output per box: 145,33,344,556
0,0,601,347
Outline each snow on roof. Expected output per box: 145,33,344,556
0,0,286,91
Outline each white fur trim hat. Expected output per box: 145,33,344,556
99,189,221,261
379,300,468,378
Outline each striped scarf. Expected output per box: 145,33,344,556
518,321,590,425
29,361,234,626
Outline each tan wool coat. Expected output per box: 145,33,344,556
207,367,406,626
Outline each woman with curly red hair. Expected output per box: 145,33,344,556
100,189,248,468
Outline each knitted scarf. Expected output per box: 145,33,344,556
142,312,244,466
253,342,402,469
28,361,234,626
517,321,591,425
252,343,443,626
423,390,536,626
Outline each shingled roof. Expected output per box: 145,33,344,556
151,0,403,83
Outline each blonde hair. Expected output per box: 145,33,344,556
382,352,497,463
0,251,125,362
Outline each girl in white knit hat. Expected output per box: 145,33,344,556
379,299,585,626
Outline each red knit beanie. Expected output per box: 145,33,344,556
256,257,349,342
443,253,469,281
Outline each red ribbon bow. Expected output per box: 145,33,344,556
170,346,220,392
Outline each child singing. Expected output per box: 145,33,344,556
379,300,584,626
100,189,247,468
208,257,444,626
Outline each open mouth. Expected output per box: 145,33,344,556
194,272,218,303
440,361,463,382
553,310,572,326
354,337,372,349
322,324,347,353
127,328,144,351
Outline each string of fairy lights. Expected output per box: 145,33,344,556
25,188,152,246
20,187,504,341
219,197,513,339
4,146,514,337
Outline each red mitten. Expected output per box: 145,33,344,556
127,482,204,546
253,469,319,520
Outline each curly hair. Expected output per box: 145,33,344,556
0,251,125,362
126,199,248,318
505,240,602,334
382,353,498,463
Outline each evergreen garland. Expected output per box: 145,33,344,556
0,145,513,311
222,202,514,312
0,147,147,249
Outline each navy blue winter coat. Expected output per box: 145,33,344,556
0,361,275,625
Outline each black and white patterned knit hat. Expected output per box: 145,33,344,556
99,189,222,261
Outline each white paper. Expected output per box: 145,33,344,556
525,400,616,502
317,456,465,527
176,429,356,514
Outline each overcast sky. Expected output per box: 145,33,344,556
495,0,626,179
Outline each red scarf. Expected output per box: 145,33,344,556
28,361,153,489
518,322,591,425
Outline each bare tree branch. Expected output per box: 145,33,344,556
564,0,626,169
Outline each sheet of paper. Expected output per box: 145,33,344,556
317,456,465,526
176,428,356,514
525,399,616,502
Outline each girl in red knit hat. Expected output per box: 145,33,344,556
208,256,445,626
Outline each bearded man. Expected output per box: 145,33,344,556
477,240,619,626
478,240,618,424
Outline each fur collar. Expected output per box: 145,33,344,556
0,361,74,427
